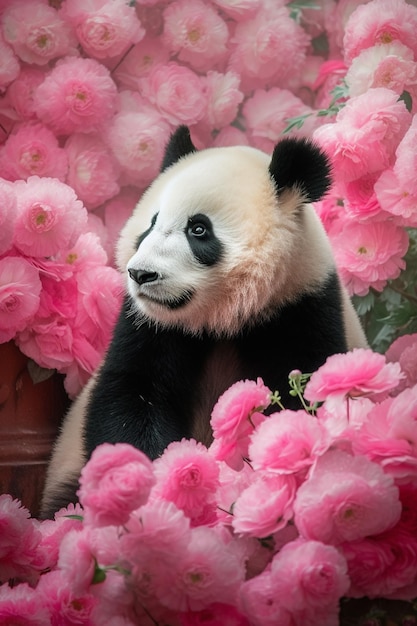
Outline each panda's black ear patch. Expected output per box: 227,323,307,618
269,137,332,203
160,125,197,172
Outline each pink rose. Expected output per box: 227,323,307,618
386,333,417,392
0,256,41,344
78,443,155,527
294,450,401,544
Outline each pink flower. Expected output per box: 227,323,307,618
103,188,141,266
248,410,330,474
1,123,68,182
140,62,206,126
180,603,250,626
13,176,87,258
352,386,417,481
0,582,50,625
65,133,120,210
211,126,250,148
293,450,401,544
210,378,271,471
0,179,16,255
34,56,118,135
0,30,19,90
229,6,310,89
4,66,46,121
0,494,42,584
113,35,170,90
78,443,155,527
203,71,244,130
331,220,409,295
62,0,145,60
36,569,97,626
271,539,349,612
239,571,295,626
163,0,229,72
341,526,417,598
105,107,171,187
346,42,417,99
0,256,41,344
38,502,84,572
211,0,260,21
343,0,417,63
232,473,296,538
1,0,77,65
305,348,403,403
242,88,316,153
58,528,96,595
154,526,245,612
386,333,417,392
153,439,219,522
343,174,384,221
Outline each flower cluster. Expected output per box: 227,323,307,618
1,349,417,624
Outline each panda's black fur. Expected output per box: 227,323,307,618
40,126,367,518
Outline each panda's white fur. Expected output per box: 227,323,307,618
41,127,367,518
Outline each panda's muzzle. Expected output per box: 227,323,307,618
128,268,160,285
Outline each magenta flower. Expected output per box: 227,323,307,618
78,443,155,527
304,348,404,403
0,582,50,625
294,450,401,544
34,56,118,135
13,176,87,258
0,256,41,344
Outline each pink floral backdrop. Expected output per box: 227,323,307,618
0,0,417,624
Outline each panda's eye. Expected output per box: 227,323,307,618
189,223,207,237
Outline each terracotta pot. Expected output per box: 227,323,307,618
0,341,69,518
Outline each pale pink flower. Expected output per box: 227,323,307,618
344,174,384,221
155,526,245,612
211,0,261,21
316,396,374,440
62,0,145,60
153,439,219,522
312,58,348,110
330,220,409,295
341,526,417,598
0,30,19,90
232,473,296,538
113,36,170,90
215,461,253,525
180,603,250,626
36,569,97,625
313,88,410,184
211,126,250,148
305,348,403,403
5,66,46,121
242,88,316,152
293,450,401,544
58,528,96,595
248,410,330,475
2,123,68,182
271,539,349,611
0,494,42,584
140,62,206,126
346,42,417,99
239,571,295,626
352,386,417,481
103,188,140,266
0,178,16,255
34,56,118,136
386,333,417,392
1,0,78,65
229,6,310,89
343,0,417,63
163,0,228,72
55,231,108,272
210,378,271,471
0,582,50,625
0,256,41,344
13,176,87,258
65,133,120,210
78,442,155,527
105,107,171,187
324,0,367,58
203,71,244,130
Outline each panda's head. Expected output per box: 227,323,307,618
117,126,333,337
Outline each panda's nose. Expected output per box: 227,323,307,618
128,268,159,285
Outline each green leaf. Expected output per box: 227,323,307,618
92,566,107,585
398,90,413,113
64,514,84,521
282,113,312,134
353,292,375,316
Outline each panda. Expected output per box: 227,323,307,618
40,125,367,518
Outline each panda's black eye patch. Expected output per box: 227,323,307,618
135,212,158,249
185,213,223,266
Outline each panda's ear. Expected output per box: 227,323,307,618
160,126,197,172
269,137,332,203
